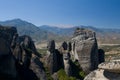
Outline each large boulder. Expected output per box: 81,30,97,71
71,28,99,73
84,61,120,80
98,61,120,73
84,69,120,80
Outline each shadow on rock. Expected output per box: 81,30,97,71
30,56,47,80
16,62,38,80
104,70,120,80
70,60,84,80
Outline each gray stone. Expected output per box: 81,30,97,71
61,42,72,76
98,61,120,73
0,25,17,45
46,40,58,74
30,56,47,80
84,61,120,80
84,69,120,80
0,37,17,80
71,28,99,74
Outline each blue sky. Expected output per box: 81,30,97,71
0,0,120,28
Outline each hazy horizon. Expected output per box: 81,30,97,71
0,0,120,28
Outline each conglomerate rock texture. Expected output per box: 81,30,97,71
71,28,99,73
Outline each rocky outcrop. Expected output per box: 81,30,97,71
30,55,47,80
12,34,46,80
0,26,17,80
61,42,72,76
46,40,63,74
84,61,120,80
98,61,120,73
71,28,99,73
0,25,17,44
0,25,46,80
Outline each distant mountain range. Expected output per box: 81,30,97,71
0,19,120,44
39,25,120,35
0,19,59,42
39,25,101,36
39,25,120,43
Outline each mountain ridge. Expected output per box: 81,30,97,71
0,18,120,44
0,19,59,42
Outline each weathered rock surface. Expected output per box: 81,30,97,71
0,26,17,80
62,42,72,76
98,61,120,73
46,40,63,74
71,28,99,73
30,55,47,80
0,25,17,44
84,69,120,80
84,61,120,80
0,26,46,80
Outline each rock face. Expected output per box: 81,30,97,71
30,56,47,80
11,34,46,80
98,61,120,73
0,26,17,80
0,25,46,80
71,28,99,73
84,61,120,80
62,42,72,76
46,40,60,74
0,25,17,44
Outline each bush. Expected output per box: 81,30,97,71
57,69,76,80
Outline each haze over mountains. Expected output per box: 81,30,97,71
0,19,120,43
0,19,59,42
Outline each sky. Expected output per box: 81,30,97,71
0,0,120,28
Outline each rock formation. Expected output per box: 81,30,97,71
11,34,46,80
0,25,46,80
71,28,99,74
0,25,17,44
46,40,59,74
61,41,72,76
30,55,47,80
98,61,120,73
0,26,17,80
84,61,120,80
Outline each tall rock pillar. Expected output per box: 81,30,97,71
71,28,99,74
